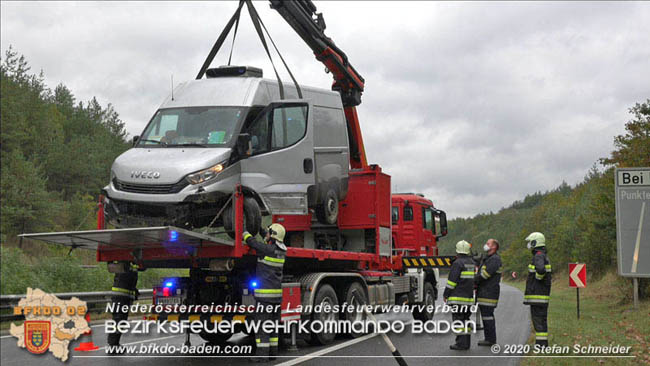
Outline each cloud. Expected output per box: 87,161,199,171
2,1,649,218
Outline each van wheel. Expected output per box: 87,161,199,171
307,284,339,345
316,189,339,225
223,197,261,239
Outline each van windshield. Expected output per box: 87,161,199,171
137,107,247,147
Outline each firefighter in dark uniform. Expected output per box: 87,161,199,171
107,264,139,349
243,223,287,362
474,238,502,346
523,232,552,347
443,240,476,350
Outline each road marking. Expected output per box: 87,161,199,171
276,319,414,366
274,333,378,366
631,201,645,273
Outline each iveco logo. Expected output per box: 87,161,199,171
131,171,161,179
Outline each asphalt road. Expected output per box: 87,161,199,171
0,282,529,366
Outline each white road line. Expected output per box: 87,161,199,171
274,333,378,366
631,201,646,273
276,319,413,366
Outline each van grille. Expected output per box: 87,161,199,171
113,178,188,194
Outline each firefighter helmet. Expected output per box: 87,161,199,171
267,223,286,242
455,240,472,255
525,232,546,248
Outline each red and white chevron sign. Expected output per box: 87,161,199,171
569,263,587,288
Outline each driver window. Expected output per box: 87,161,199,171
423,208,434,233
248,115,269,154
271,105,307,150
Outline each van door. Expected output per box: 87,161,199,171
240,101,314,215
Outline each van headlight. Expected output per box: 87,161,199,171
186,163,225,185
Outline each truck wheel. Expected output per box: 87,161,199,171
199,330,233,345
223,197,261,239
316,189,338,225
308,284,339,345
412,282,436,322
343,282,367,338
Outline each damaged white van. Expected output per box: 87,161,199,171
103,66,350,236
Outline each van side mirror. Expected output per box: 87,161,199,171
132,135,139,147
436,210,448,238
237,133,252,157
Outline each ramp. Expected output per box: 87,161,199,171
18,226,233,251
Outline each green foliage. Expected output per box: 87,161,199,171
1,47,129,240
0,246,187,294
601,99,650,167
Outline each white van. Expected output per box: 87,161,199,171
103,66,349,235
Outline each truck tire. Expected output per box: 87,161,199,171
199,330,233,345
223,197,261,239
308,284,339,345
316,189,338,225
412,282,436,322
343,282,367,338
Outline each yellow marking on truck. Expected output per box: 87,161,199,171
428,258,436,266
188,315,201,323
232,315,246,323
210,315,223,324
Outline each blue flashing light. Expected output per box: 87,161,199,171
250,280,258,288
165,281,174,288
169,230,178,242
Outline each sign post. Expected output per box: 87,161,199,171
615,168,650,309
569,263,586,319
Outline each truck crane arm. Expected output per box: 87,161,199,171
269,0,368,169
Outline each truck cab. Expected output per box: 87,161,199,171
391,193,448,257
103,66,350,234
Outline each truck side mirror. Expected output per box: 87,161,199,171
132,135,139,147
237,133,252,157
436,210,448,238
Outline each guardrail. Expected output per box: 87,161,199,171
1,289,153,322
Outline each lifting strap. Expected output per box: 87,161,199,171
196,0,245,79
195,0,302,99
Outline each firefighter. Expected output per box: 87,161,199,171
474,238,502,346
443,240,475,350
107,264,139,351
243,223,287,363
523,232,552,347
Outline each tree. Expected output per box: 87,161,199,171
601,100,650,167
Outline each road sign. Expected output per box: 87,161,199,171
615,167,650,278
569,263,586,288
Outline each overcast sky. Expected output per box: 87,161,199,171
2,1,649,218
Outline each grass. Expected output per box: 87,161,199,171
505,272,650,365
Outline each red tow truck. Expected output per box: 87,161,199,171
20,0,451,347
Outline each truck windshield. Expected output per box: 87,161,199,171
137,107,246,147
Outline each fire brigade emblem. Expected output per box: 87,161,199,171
25,321,51,354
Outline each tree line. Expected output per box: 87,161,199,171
1,47,130,242
440,99,650,297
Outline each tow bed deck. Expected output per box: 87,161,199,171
18,226,380,269
19,226,232,250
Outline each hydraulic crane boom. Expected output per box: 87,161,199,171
269,0,368,169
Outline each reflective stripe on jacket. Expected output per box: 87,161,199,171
475,253,502,307
443,254,475,306
524,247,552,305
244,233,287,304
